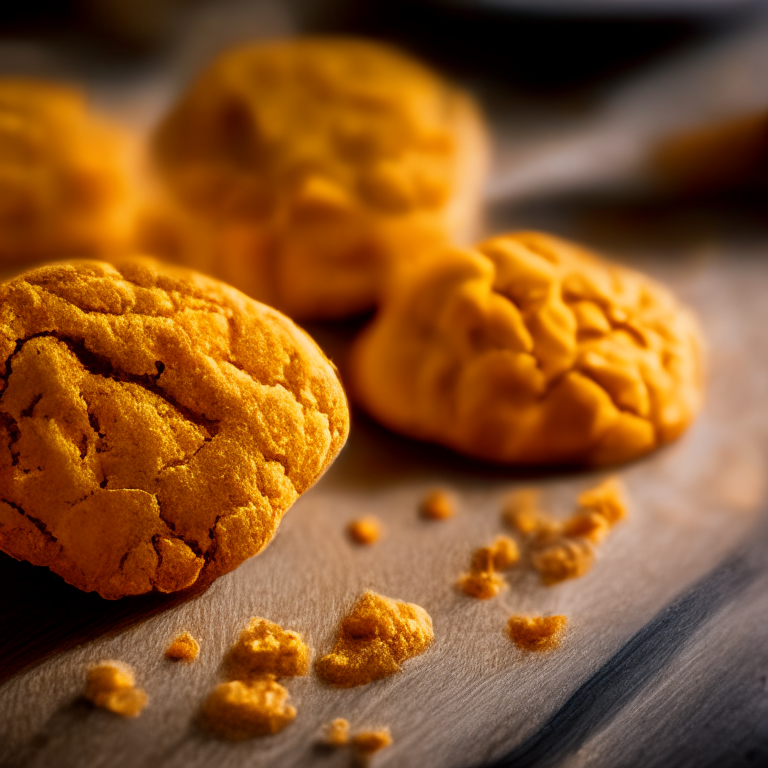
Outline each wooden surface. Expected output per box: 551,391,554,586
1,4,768,767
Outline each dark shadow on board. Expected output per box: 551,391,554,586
0,553,209,685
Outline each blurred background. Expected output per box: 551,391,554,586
1,0,766,244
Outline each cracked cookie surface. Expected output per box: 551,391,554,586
150,37,489,319
0,258,349,598
351,231,703,466
0,79,137,269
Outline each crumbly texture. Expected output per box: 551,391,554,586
507,615,567,652
323,717,351,747
419,489,455,520
315,591,433,687
517,478,627,585
347,516,382,545
458,535,519,599
201,677,296,739
352,728,393,755
503,488,543,534
85,661,148,717
351,231,703,466
151,37,489,320
0,79,137,268
165,631,200,662
226,617,310,680
0,258,349,599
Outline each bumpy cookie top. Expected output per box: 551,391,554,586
0,258,349,598
0,79,136,266
351,232,703,466
150,38,487,318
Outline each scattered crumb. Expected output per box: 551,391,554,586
85,661,148,718
226,617,310,680
165,631,200,662
502,488,542,533
347,517,382,545
352,728,393,756
201,677,296,739
508,615,567,651
420,489,455,520
506,479,628,586
315,591,433,687
561,510,610,544
323,717,350,746
490,535,519,570
459,536,519,599
531,539,594,585
457,570,506,600
577,477,627,525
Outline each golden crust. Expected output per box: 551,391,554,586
0,257,349,598
351,231,703,466
150,37,489,319
0,79,137,268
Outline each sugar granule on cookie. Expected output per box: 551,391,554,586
347,517,382,545
165,632,200,662
507,615,567,651
0,258,349,599
201,677,296,739
315,591,433,687
226,617,310,680
420,489,455,520
85,661,148,717
322,717,351,747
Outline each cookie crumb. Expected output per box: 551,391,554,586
226,618,310,680
420,489,455,520
316,591,433,687
165,632,200,662
576,477,627,525
502,489,541,533
507,615,567,651
323,717,350,746
85,661,148,718
352,728,393,756
201,677,296,739
531,539,594,585
459,536,519,599
347,517,382,545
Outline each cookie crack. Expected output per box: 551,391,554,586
1,332,221,437
1,497,58,544
0,411,21,466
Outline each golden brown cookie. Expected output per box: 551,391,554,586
0,257,349,599
150,37,489,319
351,231,703,466
0,79,137,270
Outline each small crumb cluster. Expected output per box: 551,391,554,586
348,517,383,545
505,478,627,585
165,632,200,662
420,489,455,520
316,591,433,687
457,536,519,599
202,617,310,739
507,615,568,652
322,719,393,764
85,661,148,718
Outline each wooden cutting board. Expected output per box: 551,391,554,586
1,237,767,768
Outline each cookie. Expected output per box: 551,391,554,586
351,231,703,466
0,79,137,269
150,37,489,319
0,257,349,598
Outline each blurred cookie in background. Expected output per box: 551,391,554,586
0,79,139,271
150,37,490,320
